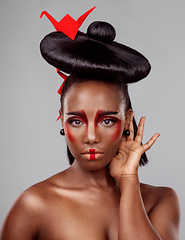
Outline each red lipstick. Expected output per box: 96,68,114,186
89,148,95,160
81,149,103,160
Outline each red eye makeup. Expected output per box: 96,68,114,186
64,110,88,142
111,119,121,142
66,110,88,125
64,122,76,142
64,109,122,143
94,110,122,142
94,110,119,128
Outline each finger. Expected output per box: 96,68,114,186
127,110,134,140
142,133,160,152
135,117,146,143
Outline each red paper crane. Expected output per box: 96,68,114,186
40,6,96,40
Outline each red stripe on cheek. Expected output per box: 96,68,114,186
64,122,76,142
111,120,122,142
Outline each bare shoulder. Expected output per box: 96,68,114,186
0,174,65,240
140,182,180,216
141,182,179,207
140,183,180,239
3,169,73,217
140,182,179,200
12,171,69,210
10,178,55,210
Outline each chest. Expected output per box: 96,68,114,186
38,190,120,240
37,188,155,240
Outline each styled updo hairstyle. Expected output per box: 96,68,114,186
40,20,151,166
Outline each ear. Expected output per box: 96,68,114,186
59,109,64,127
123,109,132,132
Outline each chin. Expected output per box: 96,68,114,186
75,157,111,172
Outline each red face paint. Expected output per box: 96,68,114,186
94,110,119,130
94,110,121,142
71,110,88,125
64,110,88,142
89,148,95,160
111,119,122,142
64,122,76,142
66,110,88,126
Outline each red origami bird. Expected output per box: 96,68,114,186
40,6,96,40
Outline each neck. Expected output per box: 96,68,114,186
67,160,116,189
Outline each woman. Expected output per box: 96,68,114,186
0,7,180,240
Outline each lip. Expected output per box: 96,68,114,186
81,148,103,154
81,153,104,160
81,149,104,160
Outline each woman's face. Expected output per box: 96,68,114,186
60,80,127,171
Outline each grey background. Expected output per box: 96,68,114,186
0,0,184,238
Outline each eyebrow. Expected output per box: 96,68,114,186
65,110,89,123
66,110,86,116
66,110,119,116
96,110,119,116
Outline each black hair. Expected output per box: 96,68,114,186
40,21,151,166
40,21,151,82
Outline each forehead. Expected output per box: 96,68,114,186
63,81,124,112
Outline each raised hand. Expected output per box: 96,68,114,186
109,110,160,184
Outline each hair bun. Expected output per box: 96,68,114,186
87,21,116,43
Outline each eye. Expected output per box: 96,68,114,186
101,119,116,126
67,118,84,127
71,119,83,127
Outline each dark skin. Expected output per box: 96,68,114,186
0,81,180,240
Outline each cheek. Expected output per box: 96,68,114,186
111,120,122,142
64,122,76,142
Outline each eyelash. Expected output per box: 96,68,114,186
67,118,83,127
67,117,118,127
101,118,117,126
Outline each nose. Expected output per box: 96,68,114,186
83,122,101,144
